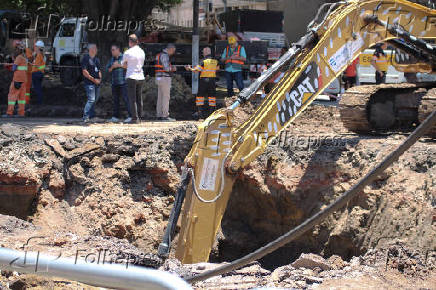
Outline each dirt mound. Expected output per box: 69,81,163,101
0,122,197,256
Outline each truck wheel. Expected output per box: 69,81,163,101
60,59,78,86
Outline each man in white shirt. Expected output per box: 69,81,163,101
122,34,145,124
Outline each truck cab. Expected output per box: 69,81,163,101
52,17,88,86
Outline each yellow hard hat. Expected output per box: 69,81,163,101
228,36,237,44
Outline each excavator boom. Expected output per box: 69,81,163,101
159,0,436,264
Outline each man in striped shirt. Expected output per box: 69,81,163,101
155,44,177,121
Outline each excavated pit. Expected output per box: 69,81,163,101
0,103,435,288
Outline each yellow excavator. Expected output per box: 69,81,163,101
159,0,436,264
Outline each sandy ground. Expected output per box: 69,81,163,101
0,118,196,136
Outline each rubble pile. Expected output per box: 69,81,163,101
161,242,435,289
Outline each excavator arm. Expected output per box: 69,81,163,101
159,0,436,264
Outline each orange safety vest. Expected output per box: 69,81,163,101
13,54,28,83
224,45,244,65
155,52,172,73
32,52,46,73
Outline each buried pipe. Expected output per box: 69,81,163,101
0,247,191,290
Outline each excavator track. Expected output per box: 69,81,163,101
339,83,436,136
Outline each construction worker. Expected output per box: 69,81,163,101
343,57,359,89
2,42,28,118
155,43,177,121
185,47,219,120
371,43,388,84
24,45,33,106
221,36,246,98
32,40,46,105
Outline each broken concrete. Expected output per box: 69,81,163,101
292,253,332,271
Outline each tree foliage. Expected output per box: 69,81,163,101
0,0,182,17
1,0,182,60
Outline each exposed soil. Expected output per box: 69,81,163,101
0,100,435,289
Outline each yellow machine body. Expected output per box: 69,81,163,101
175,0,436,264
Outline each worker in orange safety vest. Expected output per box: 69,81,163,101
221,36,246,98
24,44,33,106
32,40,46,104
2,42,28,117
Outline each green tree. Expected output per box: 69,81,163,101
1,0,182,59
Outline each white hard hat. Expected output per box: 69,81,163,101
35,40,44,48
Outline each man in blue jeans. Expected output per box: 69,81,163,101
221,36,246,98
81,44,101,123
106,44,131,123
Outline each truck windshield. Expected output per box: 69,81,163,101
59,23,75,37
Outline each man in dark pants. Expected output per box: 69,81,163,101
32,40,45,105
371,43,388,85
221,36,246,98
122,34,145,124
186,47,219,120
81,44,102,123
106,44,131,123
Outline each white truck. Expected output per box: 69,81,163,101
52,17,88,86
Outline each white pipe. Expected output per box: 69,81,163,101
0,247,191,290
